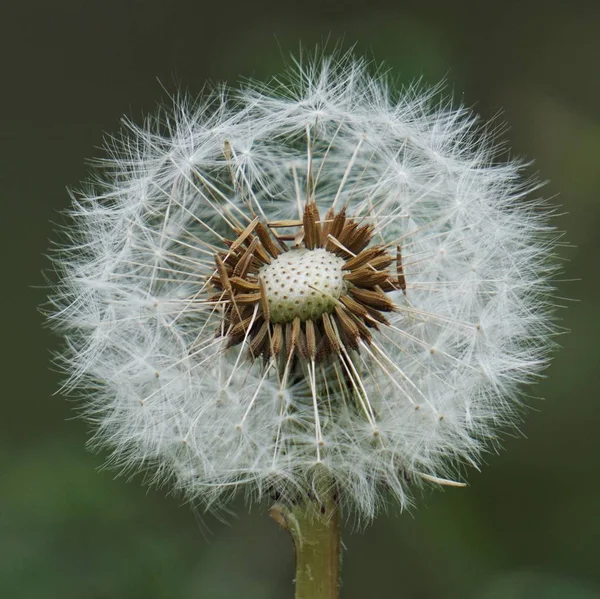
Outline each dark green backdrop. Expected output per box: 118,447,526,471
1,1,598,597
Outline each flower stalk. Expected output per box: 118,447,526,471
271,485,341,599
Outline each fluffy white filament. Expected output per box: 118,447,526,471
48,54,559,518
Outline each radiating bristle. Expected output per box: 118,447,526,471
47,51,560,519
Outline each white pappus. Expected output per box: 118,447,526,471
47,53,560,519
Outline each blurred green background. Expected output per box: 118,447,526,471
1,1,598,597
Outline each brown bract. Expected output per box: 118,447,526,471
210,200,406,369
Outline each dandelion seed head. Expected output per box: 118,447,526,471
47,52,560,519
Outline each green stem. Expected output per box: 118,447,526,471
270,487,341,599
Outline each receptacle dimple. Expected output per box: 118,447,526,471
259,248,347,323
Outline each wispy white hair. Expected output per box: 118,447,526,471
47,52,560,519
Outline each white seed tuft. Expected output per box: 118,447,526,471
45,52,561,519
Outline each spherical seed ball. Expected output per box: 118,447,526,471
46,52,560,519
259,248,347,323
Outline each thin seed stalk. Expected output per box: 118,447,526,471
270,484,341,599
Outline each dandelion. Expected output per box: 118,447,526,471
47,53,559,598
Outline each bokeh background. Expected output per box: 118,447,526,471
1,1,598,597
